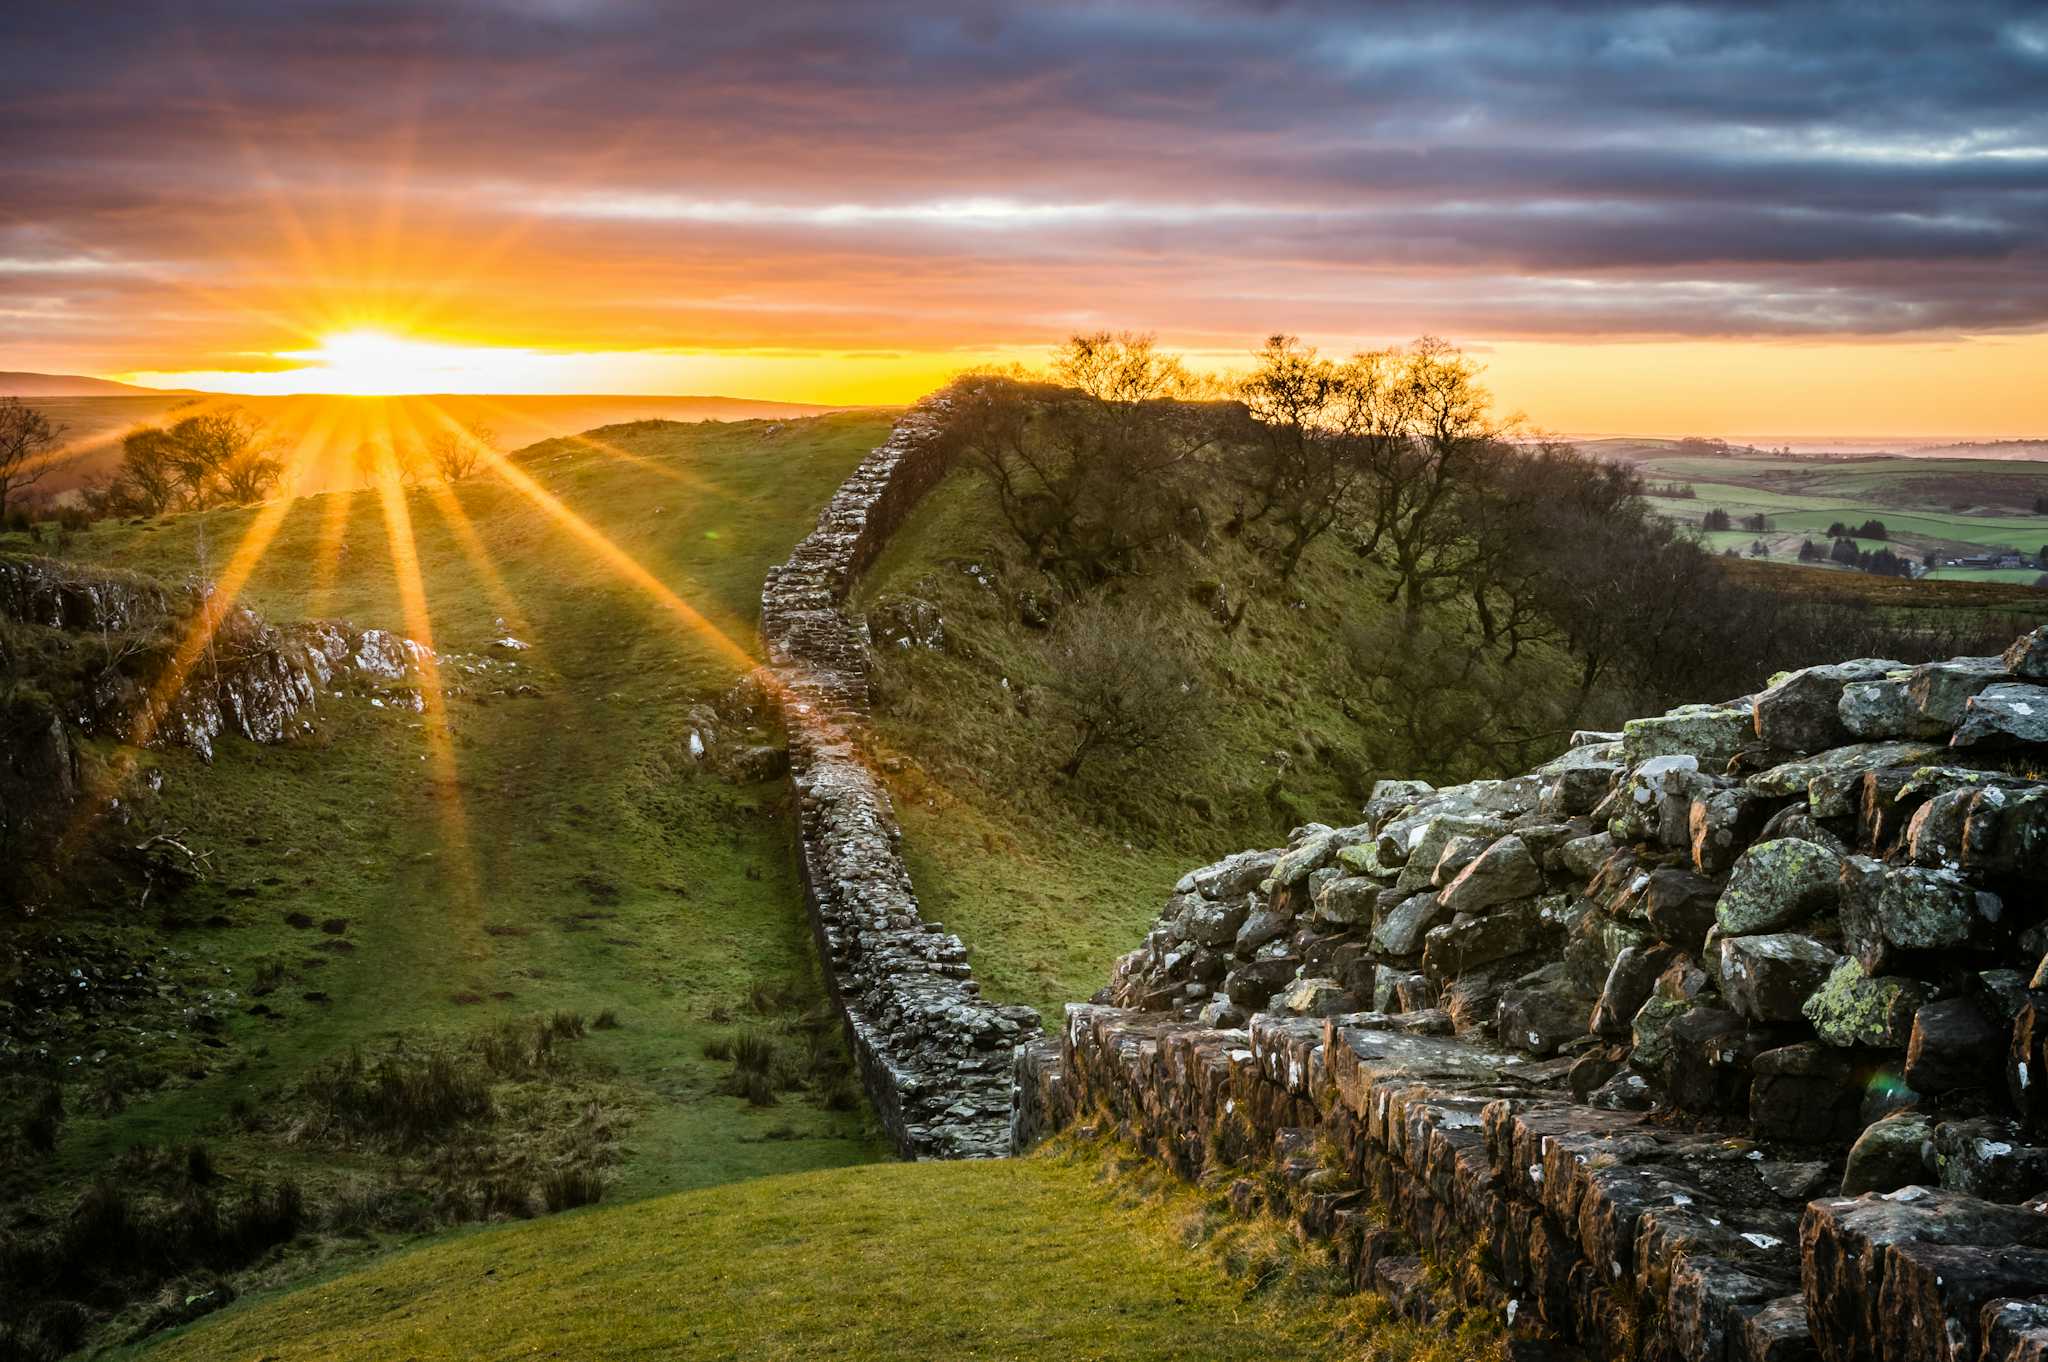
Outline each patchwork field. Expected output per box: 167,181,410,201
1609,444,2048,576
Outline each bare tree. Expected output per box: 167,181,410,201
1232,336,1408,577
950,334,1216,583
1361,338,1506,615
161,407,282,506
0,398,65,522
424,422,493,481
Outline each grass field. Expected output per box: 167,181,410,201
129,1141,1492,1362
2,412,914,1349
1631,450,2048,576
25,392,854,502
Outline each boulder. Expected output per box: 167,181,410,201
1176,894,1251,948
1556,829,1614,880
1689,787,1775,875
1370,892,1442,958
1223,957,1300,1008
1841,1112,1935,1194
1750,1043,1861,1143
1719,932,1841,1024
1932,1118,2048,1202
2005,625,2048,679
1803,958,1926,1049
1904,997,2004,1095
1495,987,1590,1057
1753,658,1905,753
1621,705,1753,766
1430,833,1490,887
1176,849,1280,901
1271,829,1339,886
1310,874,1379,929
1716,838,1843,934
1435,834,1542,914
1591,943,1680,1037
1278,976,1360,1017
1420,902,1548,980
1839,676,1944,741
1839,859,1999,970
1663,1005,1758,1112
1643,868,1725,952
1233,905,1292,956
1907,656,2007,727
1362,778,1434,829
1955,682,2048,748
2013,997,2048,1128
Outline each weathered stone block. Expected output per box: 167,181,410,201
1719,838,1844,935
1721,932,1842,1024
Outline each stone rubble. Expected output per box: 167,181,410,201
762,400,1039,1159
1014,631,2048,1360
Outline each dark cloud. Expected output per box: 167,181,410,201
2,0,2044,363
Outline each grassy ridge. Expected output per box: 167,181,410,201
132,1144,1488,1362
6,413,899,1277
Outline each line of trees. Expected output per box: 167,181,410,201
83,407,282,516
940,331,2028,777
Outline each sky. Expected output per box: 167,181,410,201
3,0,2045,437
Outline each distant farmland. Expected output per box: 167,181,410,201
1588,439,2048,586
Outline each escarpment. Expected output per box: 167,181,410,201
1015,630,2048,1361
762,401,1040,1160
1,552,511,900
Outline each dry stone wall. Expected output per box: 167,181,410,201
1015,630,2048,1360
762,401,1039,1159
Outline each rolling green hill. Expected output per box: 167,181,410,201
129,1144,1469,1362
2,413,902,1352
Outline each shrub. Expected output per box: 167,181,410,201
592,1009,622,1030
541,1168,605,1212
20,1085,63,1154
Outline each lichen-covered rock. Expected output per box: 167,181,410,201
1838,675,1942,741
1754,658,1905,752
2005,625,2048,679
1271,827,1339,886
865,593,945,651
1689,786,1774,876
1955,682,2048,748
1419,901,1546,980
1804,958,1925,1049
1622,705,1753,766
1175,893,1251,947
1932,1117,2048,1202
1310,874,1379,929
1435,833,1541,914
1717,838,1843,934
1720,932,1841,1024
2013,997,2048,1128
1176,848,1281,900
1840,1112,1934,1194
1369,891,1441,958
1840,859,1999,969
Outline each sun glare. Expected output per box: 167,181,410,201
276,329,541,396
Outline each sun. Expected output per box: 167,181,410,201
271,329,539,397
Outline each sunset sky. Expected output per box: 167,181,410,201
4,1,2045,437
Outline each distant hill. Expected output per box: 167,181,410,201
0,371,178,397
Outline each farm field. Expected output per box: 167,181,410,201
1618,446,2048,582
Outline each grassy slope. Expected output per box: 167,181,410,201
851,466,1415,1022
13,410,899,1214
134,1146,1465,1362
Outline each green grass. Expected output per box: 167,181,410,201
850,465,1408,1021
6,412,901,1249
132,1147,1459,1362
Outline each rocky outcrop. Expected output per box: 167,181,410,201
762,400,1039,1159
1015,630,2048,1359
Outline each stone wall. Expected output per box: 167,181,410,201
762,401,1039,1159
1015,631,2048,1360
